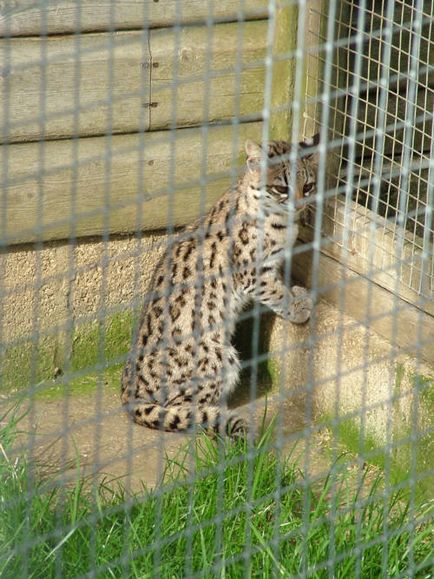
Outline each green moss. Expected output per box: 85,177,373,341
0,310,135,395
395,372,434,499
321,415,388,470
319,411,433,502
392,363,407,454
394,363,405,394
413,373,434,411
391,427,434,501
0,336,57,393
35,363,122,401
71,310,134,373
266,357,281,387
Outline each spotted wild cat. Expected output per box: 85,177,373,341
121,135,320,437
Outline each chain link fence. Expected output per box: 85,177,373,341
0,0,433,576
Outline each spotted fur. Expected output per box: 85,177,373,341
121,135,320,437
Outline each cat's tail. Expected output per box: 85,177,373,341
128,402,247,438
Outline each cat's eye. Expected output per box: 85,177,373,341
303,183,315,196
272,185,288,195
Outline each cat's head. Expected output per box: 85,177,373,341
244,134,320,209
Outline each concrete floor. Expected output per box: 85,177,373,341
6,382,336,493
2,300,432,494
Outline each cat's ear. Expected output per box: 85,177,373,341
300,133,320,166
245,140,264,173
308,133,320,147
300,133,320,149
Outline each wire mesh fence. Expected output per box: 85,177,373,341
0,0,433,576
303,0,433,301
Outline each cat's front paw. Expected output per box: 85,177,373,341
288,286,313,324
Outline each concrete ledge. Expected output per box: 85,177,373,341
266,301,433,496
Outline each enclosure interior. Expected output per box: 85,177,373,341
0,0,433,575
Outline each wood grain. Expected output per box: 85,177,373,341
0,0,268,36
0,31,152,143
0,122,263,244
0,21,268,143
269,1,297,140
149,20,267,130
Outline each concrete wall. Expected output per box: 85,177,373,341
2,233,432,428
0,232,166,389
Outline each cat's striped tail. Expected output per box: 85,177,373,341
127,402,247,438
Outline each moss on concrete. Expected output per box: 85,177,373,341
319,412,428,500
35,363,122,401
321,414,389,471
0,336,57,393
71,311,134,373
0,310,135,395
394,363,405,394
414,373,434,411
319,366,434,502
266,357,281,388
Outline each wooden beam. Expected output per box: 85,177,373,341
269,2,298,140
0,21,268,143
302,0,326,138
0,1,268,37
0,31,152,143
0,122,263,245
149,21,267,130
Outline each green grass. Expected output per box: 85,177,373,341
0,410,433,578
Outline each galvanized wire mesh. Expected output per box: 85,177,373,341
303,0,433,302
0,0,433,576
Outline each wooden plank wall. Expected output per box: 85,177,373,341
0,22,268,143
3,123,263,244
0,1,268,36
0,1,280,245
